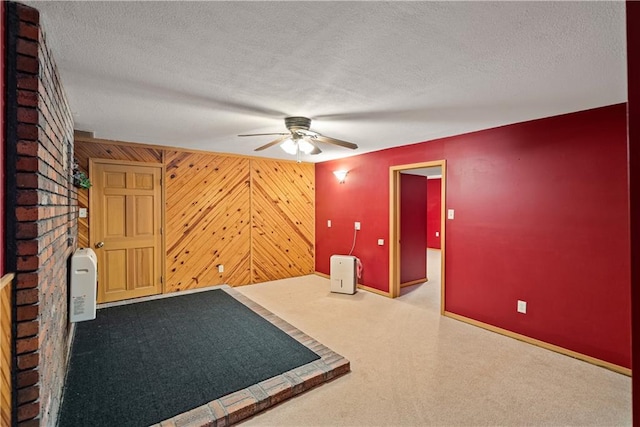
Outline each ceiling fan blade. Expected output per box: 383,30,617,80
254,135,289,151
314,134,358,150
238,132,289,137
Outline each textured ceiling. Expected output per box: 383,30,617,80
27,1,627,163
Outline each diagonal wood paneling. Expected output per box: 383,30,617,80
251,159,315,283
165,151,251,291
74,139,162,167
74,137,316,296
74,139,162,248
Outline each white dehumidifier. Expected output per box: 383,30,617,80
330,255,357,294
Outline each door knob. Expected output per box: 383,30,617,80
95,241,104,249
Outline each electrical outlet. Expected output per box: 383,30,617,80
79,208,87,218
217,264,224,273
378,239,384,246
517,300,527,314
447,209,455,220
355,222,361,230
327,219,331,227
435,231,439,237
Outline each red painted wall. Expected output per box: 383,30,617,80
1,1,5,275
315,104,630,368
316,157,391,285
626,0,639,418
426,178,441,249
400,174,427,284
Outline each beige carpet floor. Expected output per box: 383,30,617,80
238,249,631,426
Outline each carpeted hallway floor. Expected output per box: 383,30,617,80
237,249,631,426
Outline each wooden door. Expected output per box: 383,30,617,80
91,161,163,303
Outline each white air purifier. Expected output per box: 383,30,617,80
330,255,357,294
69,248,98,322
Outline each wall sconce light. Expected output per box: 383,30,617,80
333,170,348,183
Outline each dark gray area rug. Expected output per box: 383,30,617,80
58,289,320,427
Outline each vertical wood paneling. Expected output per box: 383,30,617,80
74,139,162,248
251,159,315,282
0,275,13,427
165,151,251,291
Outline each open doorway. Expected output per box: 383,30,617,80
389,160,446,314
425,169,443,302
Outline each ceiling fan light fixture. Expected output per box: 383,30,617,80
242,116,358,155
298,138,314,155
280,138,298,155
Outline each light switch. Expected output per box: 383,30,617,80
378,239,384,246
517,300,527,314
447,209,455,220
79,208,87,218
435,231,439,237
327,219,332,227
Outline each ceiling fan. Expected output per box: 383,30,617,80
238,116,358,160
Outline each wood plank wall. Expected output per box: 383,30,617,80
165,151,251,291
74,138,315,292
0,274,13,427
252,159,315,282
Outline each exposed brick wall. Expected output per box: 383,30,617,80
6,2,76,425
